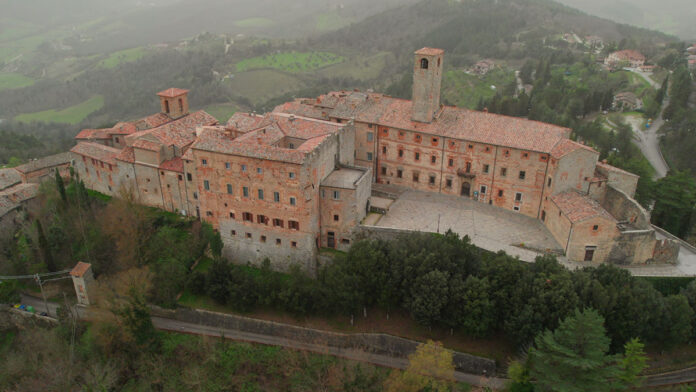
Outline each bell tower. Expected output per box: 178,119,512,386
411,47,444,123
157,88,190,119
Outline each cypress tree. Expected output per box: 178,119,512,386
36,220,56,272
55,169,67,204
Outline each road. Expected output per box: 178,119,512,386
18,295,506,389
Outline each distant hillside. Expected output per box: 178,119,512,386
555,0,696,40
318,0,675,63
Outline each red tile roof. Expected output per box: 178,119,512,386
226,112,266,131
70,262,91,277
14,152,72,174
278,92,571,153
551,191,616,224
71,142,121,164
0,168,22,191
415,47,445,56
132,139,162,152
609,50,645,61
551,139,598,159
157,88,189,98
76,128,112,140
159,157,184,173
128,110,217,149
115,146,135,163
0,183,39,204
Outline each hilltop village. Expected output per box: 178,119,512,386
66,48,679,270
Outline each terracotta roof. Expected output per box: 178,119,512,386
132,139,161,152
76,128,112,140
280,91,571,153
609,50,645,61
157,88,189,98
0,168,22,191
551,191,616,224
70,142,121,164
128,110,217,149
0,183,39,204
70,262,91,277
14,152,72,174
159,157,184,173
551,139,598,159
0,195,17,217
136,113,171,130
415,47,445,56
192,114,341,164
115,146,135,163
226,112,266,132
595,161,639,178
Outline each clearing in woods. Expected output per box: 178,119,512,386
235,51,345,73
97,47,147,69
0,73,34,91
14,95,104,124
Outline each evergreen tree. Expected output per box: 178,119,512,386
529,308,618,392
35,219,56,272
617,338,648,390
55,169,67,204
651,171,696,239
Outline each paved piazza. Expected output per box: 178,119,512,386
373,188,563,262
372,187,696,276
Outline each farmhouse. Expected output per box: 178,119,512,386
604,50,646,68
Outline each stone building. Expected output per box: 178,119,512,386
604,50,646,68
70,262,94,306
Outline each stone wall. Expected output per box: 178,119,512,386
150,305,496,376
608,229,657,265
601,185,650,229
352,225,429,243
653,238,681,264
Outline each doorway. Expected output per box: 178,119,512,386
584,246,596,262
460,182,471,197
327,232,335,248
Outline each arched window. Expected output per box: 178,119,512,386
420,58,429,69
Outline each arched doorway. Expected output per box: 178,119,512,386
460,182,471,197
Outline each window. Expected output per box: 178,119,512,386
522,152,529,158
321,190,326,198
223,162,230,169
115,137,120,143
398,149,404,158
289,220,300,230
465,162,472,173
226,184,233,194
412,172,419,182
243,212,253,222
276,238,282,245
291,241,297,248
480,185,487,194
258,189,264,200
187,173,192,181
483,164,490,174
274,192,280,202
420,58,428,69
231,230,236,236
333,191,340,200
381,166,387,175
204,180,210,190
257,215,268,225
241,164,247,172
341,239,351,245
165,100,170,113
541,211,546,221
193,192,198,200
431,155,436,164
448,158,454,167
289,172,295,179
246,233,252,239
513,206,520,212
367,132,373,142
415,134,421,142
515,192,523,202
206,211,213,217
432,137,438,144
260,235,266,243
498,190,504,197
500,167,507,177
178,174,183,181
504,150,510,157
382,146,387,154
593,225,599,231
485,147,491,152
446,178,452,188
429,175,436,185
547,177,552,187
229,212,235,219
367,152,373,161
178,98,183,112
519,171,526,180
334,214,340,222
397,169,403,178
290,197,296,206
273,219,284,228
257,167,263,174
243,187,249,197
468,144,474,149
201,159,207,166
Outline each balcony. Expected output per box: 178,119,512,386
457,169,476,179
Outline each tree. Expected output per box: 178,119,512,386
406,270,449,327
651,171,696,239
35,219,56,272
383,340,455,392
445,275,494,337
617,338,648,390
113,286,161,352
529,308,618,392
55,169,67,204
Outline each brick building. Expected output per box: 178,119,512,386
69,48,677,267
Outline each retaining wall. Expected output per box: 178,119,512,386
150,305,496,376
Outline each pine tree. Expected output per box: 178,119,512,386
529,308,619,392
617,338,648,390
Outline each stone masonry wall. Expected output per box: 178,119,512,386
601,185,650,229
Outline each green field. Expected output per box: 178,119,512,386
0,73,34,91
234,17,274,28
98,47,146,69
314,12,353,31
205,103,238,123
227,69,304,105
442,68,516,109
319,52,391,81
235,51,345,73
14,95,104,124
